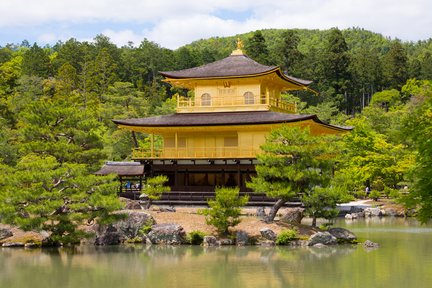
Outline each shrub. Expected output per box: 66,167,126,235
186,230,206,245
369,190,381,201
198,187,249,235
275,229,298,245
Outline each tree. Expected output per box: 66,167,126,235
140,175,171,209
245,30,270,64
400,80,432,223
247,126,340,223
302,186,350,227
21,43,51,78
0,154,122,245
382,40,408,90
275,30,303,75
199,187,248,235
322,28,351,112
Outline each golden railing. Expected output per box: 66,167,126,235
177,95,296,113
132,146,261,160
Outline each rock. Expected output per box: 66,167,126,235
2,242,25,247
236,230,249,246
363,240,379,249
364,207,383,217
308,232,338,246
260,240,276,247
383,208,404,217
115,211,155,239
24,242,41,248
147,223,186,245
124,200,142,210
95,225,121,245
94,211,155,245
260,228,277,241
203,236,219,247
0,228,13,240
159,206,176,212
256,207,267,218
328,227,357,243
345,214,353,220
219,238,233,245
350,206,365,214
279,208,304,224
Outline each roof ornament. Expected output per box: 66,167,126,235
231,37,245,56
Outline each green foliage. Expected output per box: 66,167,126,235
248,126,342,222
400,80,432,223
369,190,381,201
186,230,206,245
140,175,171,209
199,187,248,235
370,89,401,109
0,154,123,245
275,229,298,245
302,186,351,227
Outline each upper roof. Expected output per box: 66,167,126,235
113,111,350,132
160,54,312,86
95,162,144,176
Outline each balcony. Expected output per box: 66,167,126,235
132,146,260,160
176,94,296,114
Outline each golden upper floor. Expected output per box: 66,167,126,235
160,49,314,114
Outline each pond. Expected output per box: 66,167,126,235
1,217,431,288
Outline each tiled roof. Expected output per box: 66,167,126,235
160,54,312,85
95,162,144,176
113,111,345,129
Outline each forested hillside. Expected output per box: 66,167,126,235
0,28,432,229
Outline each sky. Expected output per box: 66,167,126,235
1,0,431,49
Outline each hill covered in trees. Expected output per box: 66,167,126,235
0,27,432,230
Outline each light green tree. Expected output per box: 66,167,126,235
199,187,248,235
140,175,171,209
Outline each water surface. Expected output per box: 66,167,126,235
1,217,431,288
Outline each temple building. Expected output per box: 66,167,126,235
112,41,349,202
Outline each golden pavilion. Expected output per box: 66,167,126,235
112,41,349,202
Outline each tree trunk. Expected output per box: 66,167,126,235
131,131,138,148
311,216,317,227
265,198,286,223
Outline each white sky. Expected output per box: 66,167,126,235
0,0,431,49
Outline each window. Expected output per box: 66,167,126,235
244,91,254,104
201,93,211,106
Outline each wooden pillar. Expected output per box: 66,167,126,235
175,132,178,157
150,134,154,158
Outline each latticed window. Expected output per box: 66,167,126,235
201,93,211,106
244,91,254,104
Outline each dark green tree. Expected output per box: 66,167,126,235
245,30,270,64
21,43,51,78
322,28,351,111
382,40,408,89
275,30,303,75
0,154,122,245
247,126,341,223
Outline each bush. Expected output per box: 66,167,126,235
186,230,206,245
198,187,249,235
369,190,381,201
275,229,298,245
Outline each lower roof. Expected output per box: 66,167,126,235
113,111,350,131
95,162,144,176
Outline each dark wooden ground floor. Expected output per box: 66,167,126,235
118,159,286,205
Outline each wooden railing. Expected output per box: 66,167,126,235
177,95,296,113
132,146,260,160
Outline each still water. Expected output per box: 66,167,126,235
1,217,431,288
